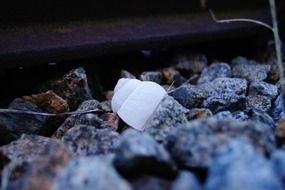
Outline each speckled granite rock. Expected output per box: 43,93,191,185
248,81,278,100
0,98,48,137
197,62,231,84
272,93,285,122
171,171,201,190
144,96,188,143
41,67,93,110
114,130,176,178
62,125,119,156
52,100,104,139
246,95,272,112
165,117,275,168
130,176,171,190
169,84,208,109
214,111,249,121
231,56,271,82
205,140,282,190
140,71,162,84
52,157,132,190
174,53,207,74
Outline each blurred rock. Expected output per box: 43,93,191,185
41,67,93,110
276,118,285,144
197,62,231,84
272,93,285,122
169,84,208,109
100,112,120,131
174,53,207,74
63,125,119,156
52,157,132,190
140,71,162,84
0,98,48,137
248,81,278,100
165,117,275,168
23,90,69,113
171,171,201,190
205,140,282,190
268,63,280,83
246,109,276,129
246,95,272,112
231,56,271,82
114,130,176,178
162,67,186,86
121,70,136,79
103,90,114,101
52,100,104,139
271,150,285,187
130,176,171,190
185,108,213,121
232,111,249,121
144,96,188,143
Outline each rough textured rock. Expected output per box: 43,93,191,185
171,171,201,190
130,176,171,190
144,96,188,143
4,138,71,190
246,95,272,112
0,98,48,136
114,130,176,178
231,56,271,82
23,90,69,113
121,70,136,79
162,67,186,86
205,140,282,190
140,71,162,84
199,77,247,97
63,125,119,156
271,150,285,187
41,67,93,110
197,62,231,84
52,100,104,139
248,81,278,100
174,53,207,74
214,111,249,121
185,108,213,121
202,94,246,113
0,135,71,162
165,117,275,168
52,157,132,190
272,93,285,122
169,84,208,109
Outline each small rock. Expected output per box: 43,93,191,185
268,63,280,83
231,56,271,82
63,125,119,156
165,118,275,168
246,109,276,129
52,100,104,139
197,62,231,84
171,171,202,190
169,84,208,109
272,93,285,122
0,98,48,136
202,94,246,113
140,71,162,84
41,67,93,110
185,108,213,121
114,130,176,178
174,53,207,73
130,176,171,190
205,140,282,190
100,112,120,131
271,150,285,187
232,111,249,121
52,157,132,190
121,70,136,79
144,96,188,143
248,81,278,100
214,111,233,119
23,90,69,113
162,67,186,86
246,95,272,112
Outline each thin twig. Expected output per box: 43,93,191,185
209,9,274,32
0,108,102,117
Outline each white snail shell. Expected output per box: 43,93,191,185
111,78,167,131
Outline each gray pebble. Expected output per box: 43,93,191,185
197,62,231,84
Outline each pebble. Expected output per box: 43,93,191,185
272,93,285,122
246,95,272,112
41,67,93,110
174,53,207,74
52,157,132,190
248,81,278,100
165,117,275,168
197,62,231,84
231,56,271,82
63,125,119,156
246,109,276,129
162,67,186,86
169,84,208,109
140,71,162,84
170,171,202,190
205,140,282,190
114,130,177,178
185,108,213,121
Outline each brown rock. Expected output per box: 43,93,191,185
23,90,69,113
276,117,285,144
100,112,119,131
162,67,186,86
186,108,213,121
103,91,114,101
